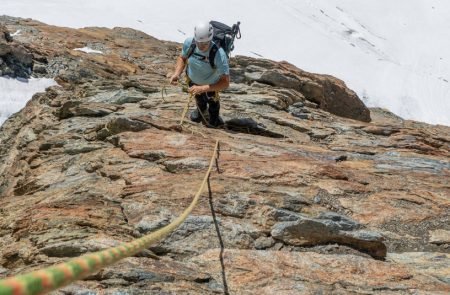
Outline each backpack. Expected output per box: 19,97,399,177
186,21,241,69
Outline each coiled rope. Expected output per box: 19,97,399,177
0,140,221,295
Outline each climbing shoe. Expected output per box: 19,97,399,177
190,108,208,123
208,116,224,128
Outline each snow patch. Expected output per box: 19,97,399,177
11,29,21,36
74,47,103,54
0,77,57,126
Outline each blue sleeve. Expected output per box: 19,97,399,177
215,48,230,76
181,37,194,58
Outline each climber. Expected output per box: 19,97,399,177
169,21,230,127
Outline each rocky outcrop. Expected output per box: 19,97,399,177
231,57,371,122
271,212,387,259
0,16,449,294
0,23,33,78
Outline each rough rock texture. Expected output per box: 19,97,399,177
232,58,371,122
0,16,449,294
0,23,33,78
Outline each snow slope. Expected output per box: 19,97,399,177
0,77,57,126
1,0,449,125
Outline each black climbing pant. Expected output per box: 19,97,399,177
188,81,221,127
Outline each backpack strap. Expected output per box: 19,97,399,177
209,43,219,69
186,40,197,59
186,39,219,69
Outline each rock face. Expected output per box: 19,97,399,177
232,57,371,122
0,16,449,294
0,23,33,78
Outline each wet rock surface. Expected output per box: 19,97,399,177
0,16,449,294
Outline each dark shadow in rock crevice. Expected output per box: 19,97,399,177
224,117,286,139
95,117,153,140
57,101,123,119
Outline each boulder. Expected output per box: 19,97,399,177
271,213,386,258
234,56,371,122
0,24,33,78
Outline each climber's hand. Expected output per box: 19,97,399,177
169,75,180,85
189,85,209,96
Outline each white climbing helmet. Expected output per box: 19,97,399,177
194,21,213,43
